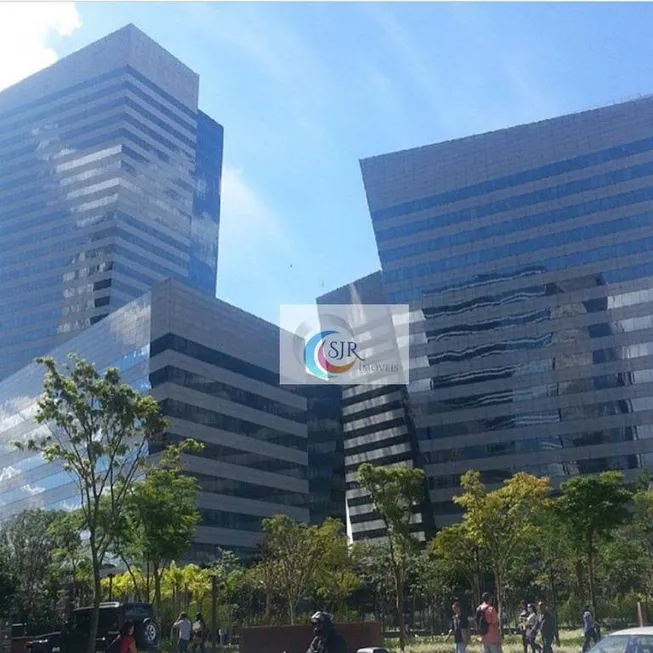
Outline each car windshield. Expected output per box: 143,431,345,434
589,635,653,653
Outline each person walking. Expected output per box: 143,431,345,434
525,604,542,653
445,601,471,653
106,620,137,653
173,612,193,653
582,607,600,653
519,602,529,653
191,612,207,653
476,592,502,653
537,602,560,653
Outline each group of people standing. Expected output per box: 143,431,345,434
518,601,560,653
445,593,563,653
172,612,208,652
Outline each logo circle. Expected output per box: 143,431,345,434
303,329,358,380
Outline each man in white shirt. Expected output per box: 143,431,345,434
173,612,192,652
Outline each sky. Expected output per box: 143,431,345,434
3,2,653,325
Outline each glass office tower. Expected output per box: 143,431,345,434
0,280,309,561
317,272,430,542
0,24,223,381
361,97,653,528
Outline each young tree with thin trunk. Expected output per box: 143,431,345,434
358,463,426,653
430,521,485,607
17,354,167,653
114,440,202,619
556,471,632,618
260,515,343,625
454,470,551,630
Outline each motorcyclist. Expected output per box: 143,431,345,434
307,612,347,653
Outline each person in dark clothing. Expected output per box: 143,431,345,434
582,607,600,653
307,612,347,653
445,601,470,653
519,601,529,653
537,602,560,653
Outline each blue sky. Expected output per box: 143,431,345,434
5,2,653,325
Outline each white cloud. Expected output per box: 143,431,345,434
0,2,82,93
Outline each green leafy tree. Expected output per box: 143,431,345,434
47,511,90,607
0,509,62,627
17,355,167,653
412,548,454,634
454,471,551,625
358,463,426,653
557,471,632,616
313,526,363,618
260,515,343,625
116,440,202,618
359,543,395,629
530,503,578,621
629,488,653,599
246,553,281,625
0,551,17,618
597,533,646,604
430,521,485,606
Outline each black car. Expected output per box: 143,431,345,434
26,602,159,653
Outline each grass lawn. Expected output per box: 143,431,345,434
397,630,586,653
157,629,587,652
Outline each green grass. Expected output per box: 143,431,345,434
396,630,586,653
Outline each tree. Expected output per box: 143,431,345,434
627,488,653,602
430,522,484,606
47,511,90,608
454,471,551,626
246,554,281,625
313,528,363,618
358,463,426,653
412,548,454,634
557,471,632,617
359,543,396,631
17,355,167,653
0,552,17,618
260,515,343,625
116,440,202,619
529,503,578,622
0,509,62,628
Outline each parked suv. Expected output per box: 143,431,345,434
26,602,159,653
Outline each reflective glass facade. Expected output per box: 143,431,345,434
360,97,653,528
0,25,223,381
298,384,346,526
317,272,429,542
0,280,309,560
0,293,152,519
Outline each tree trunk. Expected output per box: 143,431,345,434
264,590,271,623
575,560,586,606
289,599,296,626
587,536,597,619
153,564,162,622
495,570,504,640
87,549,102,653
396,568,406,652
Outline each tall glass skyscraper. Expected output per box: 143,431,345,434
0,24,223,381
0,280,309,561
361,97,653,529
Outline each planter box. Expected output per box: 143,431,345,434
239,622,382,653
